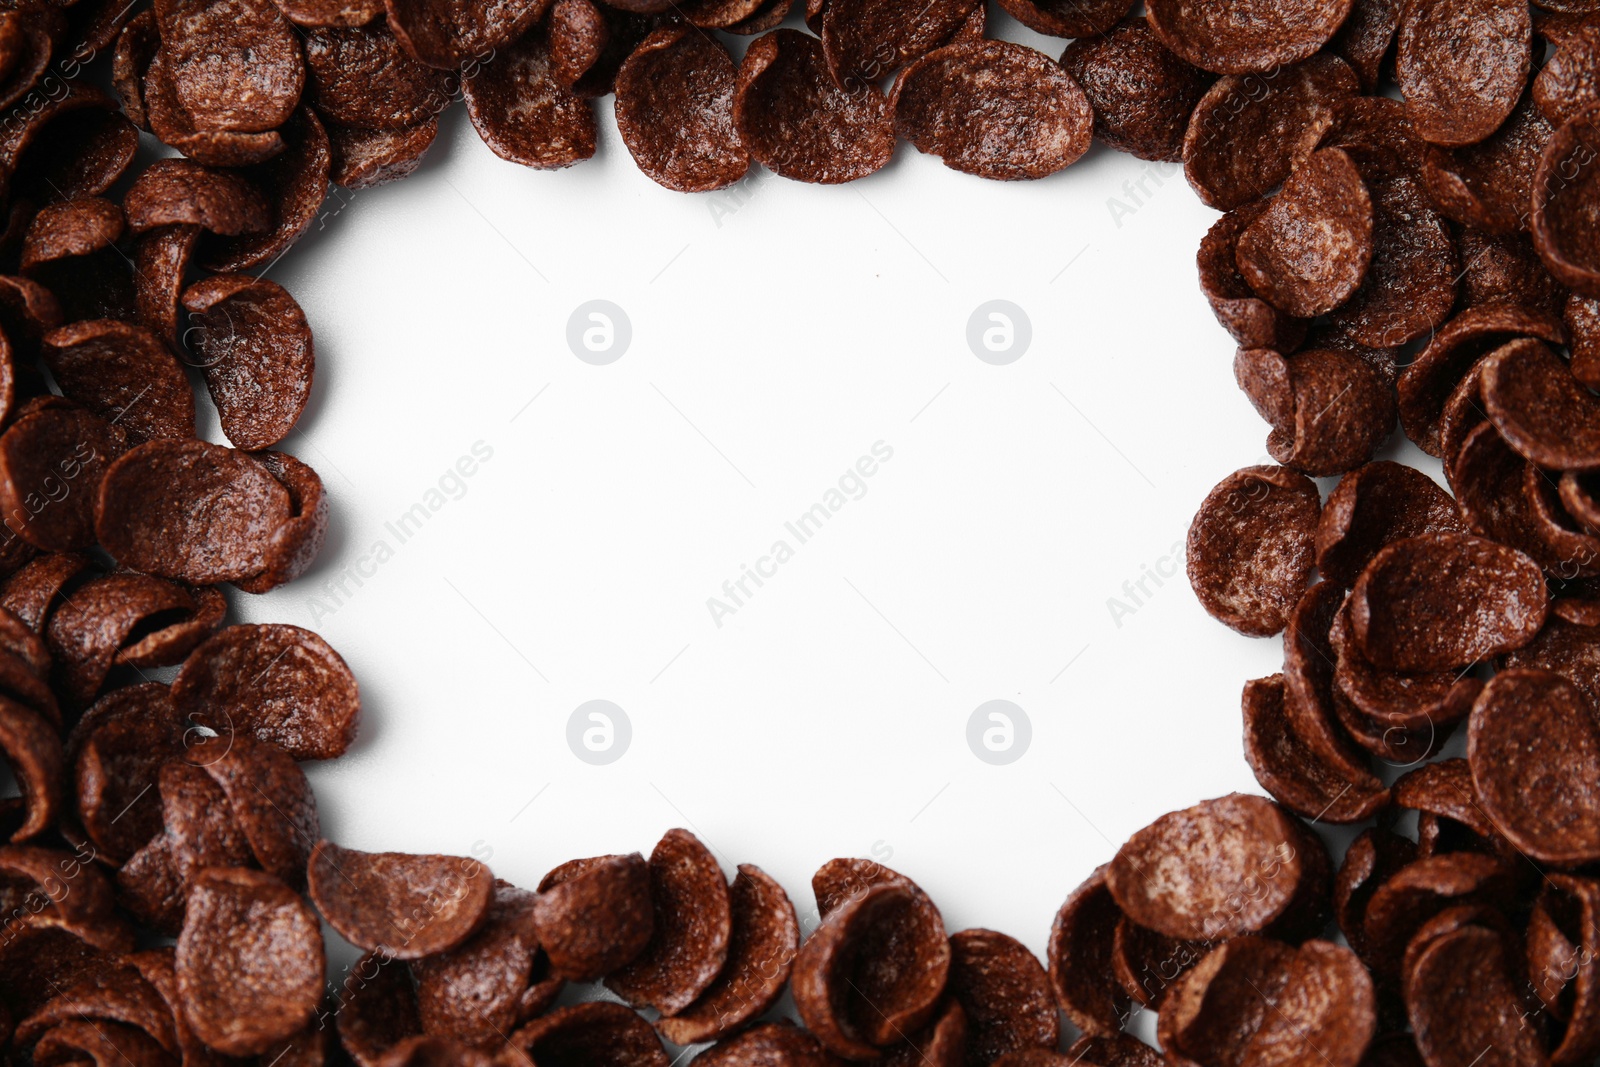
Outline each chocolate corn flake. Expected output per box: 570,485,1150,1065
1187,465,1320,637
613,28,749,194
308,840,493,959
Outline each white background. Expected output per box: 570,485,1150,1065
221,19,1424,1038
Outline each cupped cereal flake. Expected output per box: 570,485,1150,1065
734,29,894,185
508,1001,669,1067
1404,925,1547,1067
656,863,798,1045
95,440,292,584
327,118,440,189
613,28,749,194
1422,92,1552,234
181,273,314,451
175,867,324,1056
201,108,332,273
133,224,201,349
124,158,272,237
1046,865,1129,1037
1468,668,1600,866
1327,175,1458,348
1533,106,1600,298
1397,0,1532,147
463,26,595,171
308,840,493,959
1458,229,1568,317
1350,532,1548,671
1199,204,1308,351
889,40,1093,181
1182,54,1360,210
0,696,59,842
1264,348,1395,476
0,403,126,553
1537,21,1600,128
1242,674,1388,823
1236,148,1374,318
385,0,548,67
696,1021,848,1067
948,928,1058,1064
819,0,981,88
174,623,358,761
1332,827,1416,960
532,852,654,980
1186,465,1321,637
1108,793,1327,942
156,0,307,133
1147,0,1354,74
42,320,196,445
1361,852,1515,980
304,23,453,131
606,828,733,1015
1060,18,1213,163
1317,462,1464,587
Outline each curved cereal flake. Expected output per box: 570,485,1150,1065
31,1020,172,1067
335,951,421,1067
0,696,59,842
1529,874,1600,1065
309,840,493,959
1242,674,1387,823
994,0,1126,39
818,0,981,88
303,23,453,131
411,881,559,1048
13,962,179,1053
1538,22,1600,128
1199,204,1308,351
695,1022,847,1066
462,27,596,171
1391,760,1510,860
726,0,796,33
124,159,271,238
509,1001,668,1067
606,828,732,1014
1186,465,1320,637
1327,176,1457,348
1156,936,1298,1067
1236,149,1373,318
196,735,318,885
1279,583,1377,797
678,0,767,32
1351,532,1547,671
1237,941,1375,1067
113,12,160,131
881,996,965,1067
792,881,949,1059
546,0,608,87
95,439,291,584
1060,18,1213,163
133,225,201,349
233,452,329,594
1468,668,1600,866
1182,55,1359,212
1,551,92,632
1502,607,1600,710
1330,0,1400,89
531,852,653,980
385,0,547,69
143,50,287,167
1046,865,1130,1037
181,274,314,451
733,30,894,185
1562,470,1600,535
947,928,1057,1063
42,320,196,445
202,108,332,274
1147,0,1353,74
1423,93,1552,234
1360,852,1514,980
0,83,138,205
1483,337,1600,470
0,404,126,553
1397,0,1531,147
175,867,324,1056
1054,1035,1165,1067
327,118,440,189
1316,462,1464,587
1459,229,1568,316
46,573,204,704
1111,918,1210,1010
1115,794,1331,944
1332,828,1416,961
155,0,304,133
1534,108,1600,300
173,623,358,761
0,6,57,114
20,197,134,323
614,28,749,194
1265,348,1395,476
1398,304,1567,456
1404,925,1546,1067
0,845,116,930
889,40,1093,181
656,863,798,1045
70,683,186,862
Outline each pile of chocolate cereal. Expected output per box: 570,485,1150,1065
0,0,1596,1063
